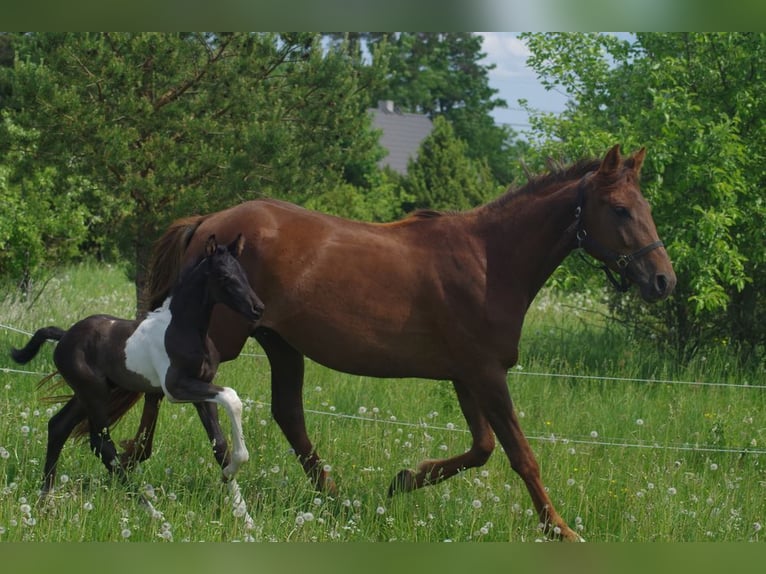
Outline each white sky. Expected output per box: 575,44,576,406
478,32,570,132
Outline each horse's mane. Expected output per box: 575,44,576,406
140,214,207,316
404,157,601,219
485,157,601,212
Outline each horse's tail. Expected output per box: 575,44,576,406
10,326,66,364
71,387,143,440
140,214,207,317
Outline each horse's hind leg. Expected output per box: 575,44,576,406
120,393,163,469
389,379,495,495
254,328,335,494
41,396,88,496
475,373,581,542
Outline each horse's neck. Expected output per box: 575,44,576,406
479,182,580,302
168,273,214,341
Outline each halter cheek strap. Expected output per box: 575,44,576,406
572,178,665,293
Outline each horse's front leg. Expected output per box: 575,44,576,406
120,392,163,469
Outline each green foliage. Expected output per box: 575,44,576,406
0,120,89,287
519,32,766,357
303,170,411,222
403,116,498,211
2,32,385,297
364,32,518,185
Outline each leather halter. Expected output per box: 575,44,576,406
571,174,665,293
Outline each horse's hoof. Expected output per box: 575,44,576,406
388,469,416,497
320,475,338,496
556,525,585,542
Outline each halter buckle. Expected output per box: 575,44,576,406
615,255,631,269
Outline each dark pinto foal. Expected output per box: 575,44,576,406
11,234,263,521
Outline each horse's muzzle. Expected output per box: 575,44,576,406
641,270,676,302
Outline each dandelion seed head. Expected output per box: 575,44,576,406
590,430,598,439
121,528,132,539
376,506,386,515
710,463,718,471
472,499,482,509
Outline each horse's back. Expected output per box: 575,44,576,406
185,199,489,377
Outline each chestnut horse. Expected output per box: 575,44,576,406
126,145,675,540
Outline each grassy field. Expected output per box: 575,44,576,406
0,262,764,542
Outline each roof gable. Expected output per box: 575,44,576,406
369,101,433,175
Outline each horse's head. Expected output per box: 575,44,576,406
577,145,676,302
204,234,264,322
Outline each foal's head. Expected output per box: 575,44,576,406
202,234,264,322
578,145,676,302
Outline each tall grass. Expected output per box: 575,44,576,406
0,263,764,542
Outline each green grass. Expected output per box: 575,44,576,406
0,263,764,542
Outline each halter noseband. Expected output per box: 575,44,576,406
572,175,665,293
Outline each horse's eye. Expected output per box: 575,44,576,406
613,206,631,219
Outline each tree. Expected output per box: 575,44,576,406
403,116,497,211
2,33,385,308
363,32,519,186
520,32,766,358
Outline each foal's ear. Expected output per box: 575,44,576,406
205,235,218,257
625,147,646,174
227,233,245,258
598,144,622,175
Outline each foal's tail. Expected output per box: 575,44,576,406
140,214,207,316
10,326,66,364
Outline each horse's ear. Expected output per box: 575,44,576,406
626,147,646,174
598,144,622,175
228,233,245,258
205,235,217,257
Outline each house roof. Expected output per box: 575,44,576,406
369,101,433,175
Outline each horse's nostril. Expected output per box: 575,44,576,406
656,274,668,294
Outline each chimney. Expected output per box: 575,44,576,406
378,100,395,113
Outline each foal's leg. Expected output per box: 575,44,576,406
194,401,232,474
389,380,495,495
120,393,163,469
41,396,88,496
254,328,335,494
476,373,581,542
163,369,248,480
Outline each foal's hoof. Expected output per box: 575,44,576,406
388,469,417,497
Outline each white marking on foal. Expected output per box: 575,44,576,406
124,297,172,390
213,387,249,479
228,479,255,530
